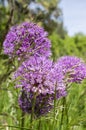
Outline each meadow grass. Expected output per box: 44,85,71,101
0,78,86,130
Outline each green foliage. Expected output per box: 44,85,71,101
50,33,86,61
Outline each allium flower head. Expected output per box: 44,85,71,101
14,56,54,94
57,56,86,83
14,56,66,97
3,22,51,60
14,56,67,117
18,91,53,117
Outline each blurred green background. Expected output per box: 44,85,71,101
0,0,86,130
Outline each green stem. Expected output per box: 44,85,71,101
65,98,69,130
53,87,57,130
30,93,36,129
21,111,25,130
54,88,57,121
59,97,69,130
59,97,65,130
21,92,25,130
38,119,41,130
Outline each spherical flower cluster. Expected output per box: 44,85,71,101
14,56,67,116
57,56,86,83
18,91,53,117
3,22,51,60
14,56,66,96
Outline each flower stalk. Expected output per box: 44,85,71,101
30,93,37,129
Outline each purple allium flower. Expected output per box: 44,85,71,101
18,90,53,117
57,56,86,83
18,89,66,117
14,56,67,117
3,22,51,60
14,56,66,97
14,56,53,94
